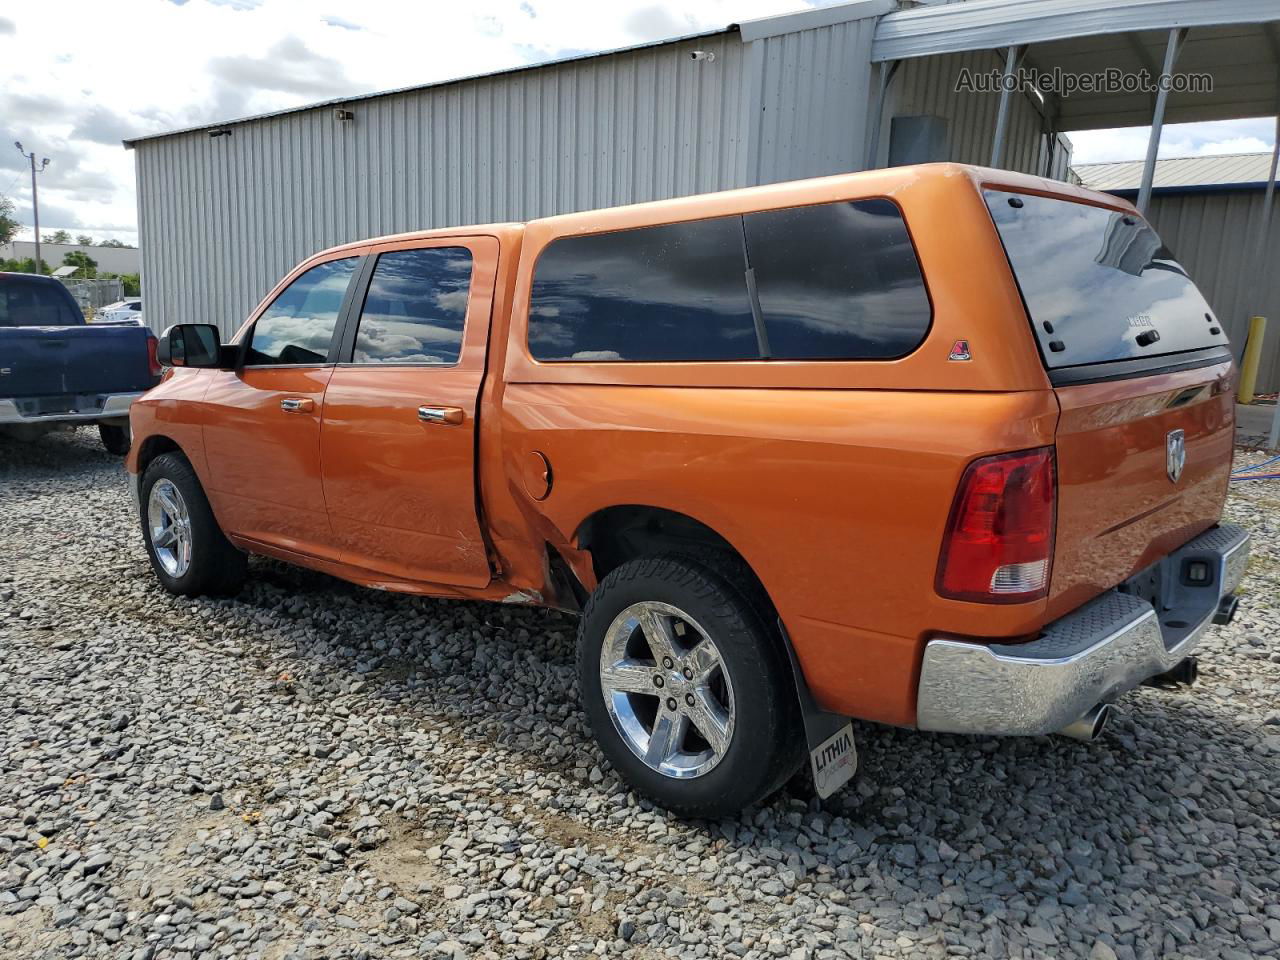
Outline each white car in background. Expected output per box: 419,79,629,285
93,299,144,324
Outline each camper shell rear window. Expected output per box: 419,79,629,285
984,189,1226,372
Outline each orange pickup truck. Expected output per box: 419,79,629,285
128,164,1250,817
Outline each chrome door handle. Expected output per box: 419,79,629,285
280,397,314,414
418,405,464,426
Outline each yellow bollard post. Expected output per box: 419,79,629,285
1237,316,1267,404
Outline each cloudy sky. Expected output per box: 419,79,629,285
2,0,1275,245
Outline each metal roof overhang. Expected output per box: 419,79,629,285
873,0,1280,131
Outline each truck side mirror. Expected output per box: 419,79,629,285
158,323,222,368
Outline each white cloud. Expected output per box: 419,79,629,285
1071,118,1277,165
1194,136,1273,157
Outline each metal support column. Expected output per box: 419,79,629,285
989,45,1025,168
866,60,900,170
1136,28,1187,214
1264,116,1280,448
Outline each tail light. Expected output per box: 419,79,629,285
147,335,162,377
936,447,1056,603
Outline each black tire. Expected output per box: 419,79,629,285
140,452,247,597
99,423,131,456
578,555,804,818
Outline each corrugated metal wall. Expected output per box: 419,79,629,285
887,50,1060,176
135,21,1055,339
135,32,752,338
1144,189,1280,393
744,17,879,185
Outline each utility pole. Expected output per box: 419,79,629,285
14,142,51,273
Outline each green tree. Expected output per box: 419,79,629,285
62,250,97,277
0,196,19,245
98,238,130,248
99,271,142,296
0,256,51,275
44,229,72,244
75,233,95,246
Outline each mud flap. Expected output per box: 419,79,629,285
779,619,857,799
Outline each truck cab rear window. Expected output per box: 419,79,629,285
528,200,931,362
985,190,1224,369
0,277,82,327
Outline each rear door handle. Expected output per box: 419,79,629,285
418,405,464,425
280,397,314,414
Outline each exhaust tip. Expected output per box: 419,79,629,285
1057,703,1113,742
1142,656,1199,689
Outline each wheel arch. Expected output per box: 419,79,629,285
570,504,786,647
135,434,185,475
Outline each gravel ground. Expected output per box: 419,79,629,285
1,428,1277,960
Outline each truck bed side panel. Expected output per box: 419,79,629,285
499,382,1059,726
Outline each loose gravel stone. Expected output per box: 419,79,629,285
1,428,1277,959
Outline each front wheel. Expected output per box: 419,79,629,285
140,452,247,596
577,556,803,818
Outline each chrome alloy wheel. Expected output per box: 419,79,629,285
598,601,735,779
147,479,192,578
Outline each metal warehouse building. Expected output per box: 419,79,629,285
127,0,1280,387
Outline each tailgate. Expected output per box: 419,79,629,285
0,326,155,398
983,188,1236,617
1049,364,1234,616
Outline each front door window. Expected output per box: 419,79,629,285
245,257,358,365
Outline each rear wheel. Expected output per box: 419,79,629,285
140,452,246,596
99,423,131,456
578,555,803,818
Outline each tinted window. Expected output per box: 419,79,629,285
246,258,357,365
528,216,758,362
744,199,931,359
985,190,1223,369
0,276,82,327
352,248,472,364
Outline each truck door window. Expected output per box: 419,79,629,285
528,215,757,362
743,199,932,360
245,257,357,366
350,248,473,364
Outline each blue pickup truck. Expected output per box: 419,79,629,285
0,272,159,454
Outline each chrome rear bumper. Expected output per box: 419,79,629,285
0,392,142,425
916,523,1250,736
